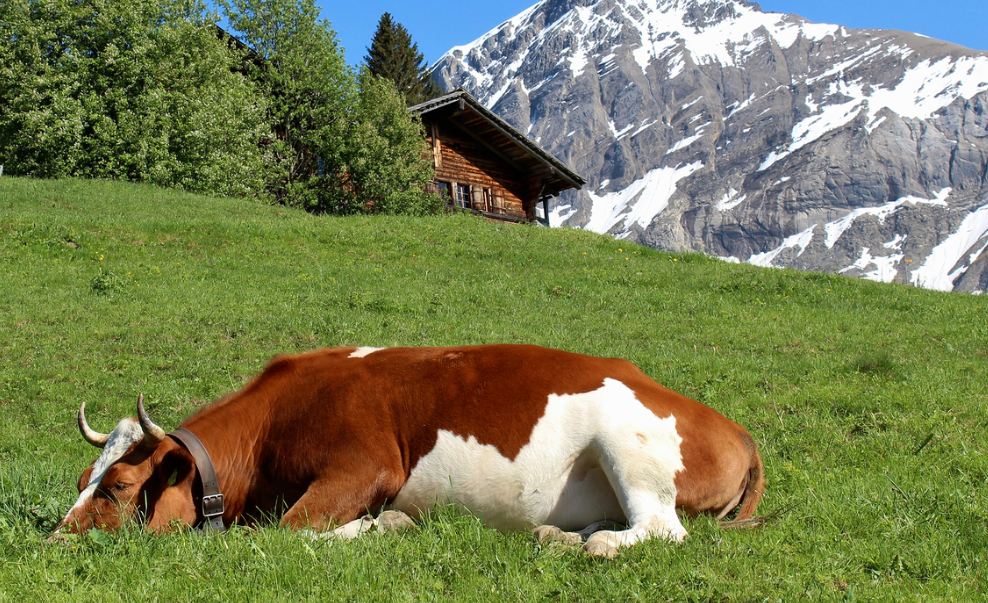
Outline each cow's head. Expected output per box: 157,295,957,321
54,396,197,534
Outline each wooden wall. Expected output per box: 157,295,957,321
425,120,535,221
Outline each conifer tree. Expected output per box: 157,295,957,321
364,13,441,105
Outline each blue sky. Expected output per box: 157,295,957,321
316,0,986,68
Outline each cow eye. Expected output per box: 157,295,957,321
113,482,131,492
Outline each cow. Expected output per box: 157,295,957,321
55,345,764,557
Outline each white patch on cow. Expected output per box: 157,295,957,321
391,378,686,543
348,347,384,359
58,418,144,527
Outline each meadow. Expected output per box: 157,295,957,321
1,177,986,601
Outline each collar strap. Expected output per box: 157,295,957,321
168,427,226,531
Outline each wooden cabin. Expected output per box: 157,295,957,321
410,90,585,224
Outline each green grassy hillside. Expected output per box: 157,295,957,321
1,177,986,601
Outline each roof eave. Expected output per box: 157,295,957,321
411,90,585,192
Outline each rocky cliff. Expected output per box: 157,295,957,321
431,0,988,292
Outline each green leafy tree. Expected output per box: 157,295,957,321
364,13,441,106
345,69,445,215
0,0,270,198
221,0,438,214
223,0,353,209
0,0,438,213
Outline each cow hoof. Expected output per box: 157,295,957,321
377,510,416,533
328,514,377,539
533,525,582,546
666,526,688,542
583,532,621,559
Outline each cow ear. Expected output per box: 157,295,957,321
157,448,194,488
143,447,196,531
78,464,95,492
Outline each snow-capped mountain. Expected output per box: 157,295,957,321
432,0,988,292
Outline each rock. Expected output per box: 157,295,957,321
433,0,988,292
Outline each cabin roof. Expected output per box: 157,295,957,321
409,90,585,197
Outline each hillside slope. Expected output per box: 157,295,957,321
432,0,988,292
1,177,986,599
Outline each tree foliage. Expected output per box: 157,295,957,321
0,0,440,215
364,13,441,106
345,69,444,215
221,0,439,214
0,0,270,198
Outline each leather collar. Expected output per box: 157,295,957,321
168,427,226,531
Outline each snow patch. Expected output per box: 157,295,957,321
665,129,705,154
681,97,703,111
631,118,661,137
716,189,745,211
549,203,578,226
839,247,903,283
825,188,951,248
585,162,703,235
570,47,590,77
883,233,906,250
764,51,988,171
759,96,864,171
609,119,635,139
727,94,756,117
910,202,988,291
748,225,817,267
865,115,887,133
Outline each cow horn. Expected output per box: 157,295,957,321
136,394,166,447
78,402,109,448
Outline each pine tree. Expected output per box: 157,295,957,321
364,13,441,106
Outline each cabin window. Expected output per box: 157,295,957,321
435,183,498,213
470,187,495,213
433,180,452,204
455,184,472,209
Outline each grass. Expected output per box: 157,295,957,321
1,176,986,601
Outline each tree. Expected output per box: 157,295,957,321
222,0,354,210
220,0,438,214
0,0,270,198
364,13,441,106
0,0,439,214
344,69,445,215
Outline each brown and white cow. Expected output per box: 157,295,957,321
56,345,764,557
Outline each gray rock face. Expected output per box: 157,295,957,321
432,0,988,292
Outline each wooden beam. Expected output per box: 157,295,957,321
430,122,442,169
447,117,528,173
453,108,585,191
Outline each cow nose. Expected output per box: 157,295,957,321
48,518,77,541
52,513,84,536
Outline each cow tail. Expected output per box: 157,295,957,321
736,446,765,519
720,437,768,530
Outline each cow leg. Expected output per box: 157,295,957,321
533,524,582,546
280,467,404,533
329,514,377,539
582,416,688,558
582,506,686,558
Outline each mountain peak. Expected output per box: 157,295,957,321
433,0,988,292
